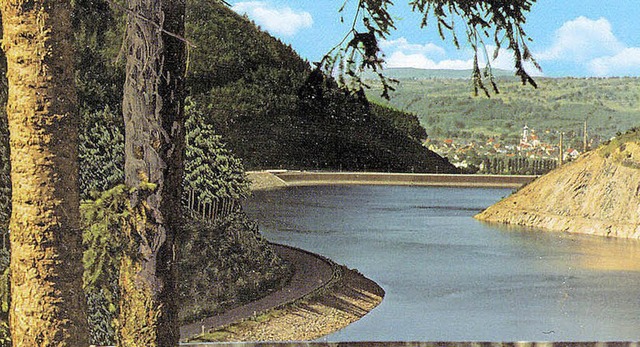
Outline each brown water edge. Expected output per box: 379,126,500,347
182,244,384,342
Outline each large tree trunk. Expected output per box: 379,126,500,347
0,0,89,345
118,0,186,344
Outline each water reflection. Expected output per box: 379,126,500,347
577,237,640,272
492,223,640,272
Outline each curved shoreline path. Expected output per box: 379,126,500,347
180,244,385,341
179,244,334,339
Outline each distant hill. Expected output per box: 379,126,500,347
366,71,640,146
365,67,515,80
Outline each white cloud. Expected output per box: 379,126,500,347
385,51,472,70
537,17,624,62
588,48,640,76
380,38,445,57
232,1,313,37
535,16,640,76
480,46,544,77
381,40,543,76
380,37,471,70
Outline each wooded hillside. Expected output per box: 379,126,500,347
184,3,456,173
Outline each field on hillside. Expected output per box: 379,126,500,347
367,69,640,147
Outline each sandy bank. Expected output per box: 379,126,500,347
476,143,640,240
248,170,535,190
182,244,384,342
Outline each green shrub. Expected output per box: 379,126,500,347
178,213,292,324
81,184,138,345
79,106,125,199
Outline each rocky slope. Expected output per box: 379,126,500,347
475,130,640,239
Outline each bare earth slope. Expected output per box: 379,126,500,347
475,133,640,239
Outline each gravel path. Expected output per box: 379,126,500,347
179,243,335,340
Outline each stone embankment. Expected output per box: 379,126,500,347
476,136,640,239
246,170,289,190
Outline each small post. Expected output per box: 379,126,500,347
583,119,588,152
559,132,564,167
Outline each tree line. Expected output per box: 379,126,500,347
480,157,558,176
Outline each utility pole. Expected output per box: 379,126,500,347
559,132,564,167
583,120,588,153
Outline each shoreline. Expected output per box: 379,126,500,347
182,244,384,342
198,170,530,342
209,169,531,341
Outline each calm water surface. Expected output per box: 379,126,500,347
243,185,640,341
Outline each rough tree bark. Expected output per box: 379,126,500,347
0,0,89,345
118,0,186,344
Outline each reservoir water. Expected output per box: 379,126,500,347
243,185,640,341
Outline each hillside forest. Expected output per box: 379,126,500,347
184,4,455,174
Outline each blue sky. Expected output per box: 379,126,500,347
229,0,640,77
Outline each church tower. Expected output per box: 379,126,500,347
521,125,530,145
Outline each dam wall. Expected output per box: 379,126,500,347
270,171,535,189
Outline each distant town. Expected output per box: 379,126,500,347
426,123,599,175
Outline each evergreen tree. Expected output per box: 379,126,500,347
79,107,125,199
183,98,250,203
